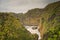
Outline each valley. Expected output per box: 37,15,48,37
0,1,60,40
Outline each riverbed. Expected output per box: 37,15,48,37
24,26,41,40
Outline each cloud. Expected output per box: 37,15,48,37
0,0,60,13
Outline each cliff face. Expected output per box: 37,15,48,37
17,8,43,26
38,1,60,40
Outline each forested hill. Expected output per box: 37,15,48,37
38,1,60,40
0,13,38,40
17,8,44,26
17,1,60,40
0,1,60,40
17,1,60,26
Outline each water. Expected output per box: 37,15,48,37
24,26,41,40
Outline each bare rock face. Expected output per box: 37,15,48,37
38,17,47,38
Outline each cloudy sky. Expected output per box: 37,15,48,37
0,0,60,13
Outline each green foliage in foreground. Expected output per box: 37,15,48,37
42,24,60,40
41,1,60,40
0,13,38,40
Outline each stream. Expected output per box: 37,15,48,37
24,26,41,40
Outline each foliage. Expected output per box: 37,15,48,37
40,1,60,40
0,13,38,40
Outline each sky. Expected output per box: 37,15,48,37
0,0,60,13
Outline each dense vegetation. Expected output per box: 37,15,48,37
0,13,38,40
17,1,60,40
0,1,60,40
38,1,60,40
17,8,43,26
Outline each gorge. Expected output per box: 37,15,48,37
0,1,60,40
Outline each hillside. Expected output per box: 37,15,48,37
11,1,60,40
17,8,44,26
0,1,60,40
0,12,38,40
17,1,60,40
38,1,60,40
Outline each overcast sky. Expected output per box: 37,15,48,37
0,0,60,13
